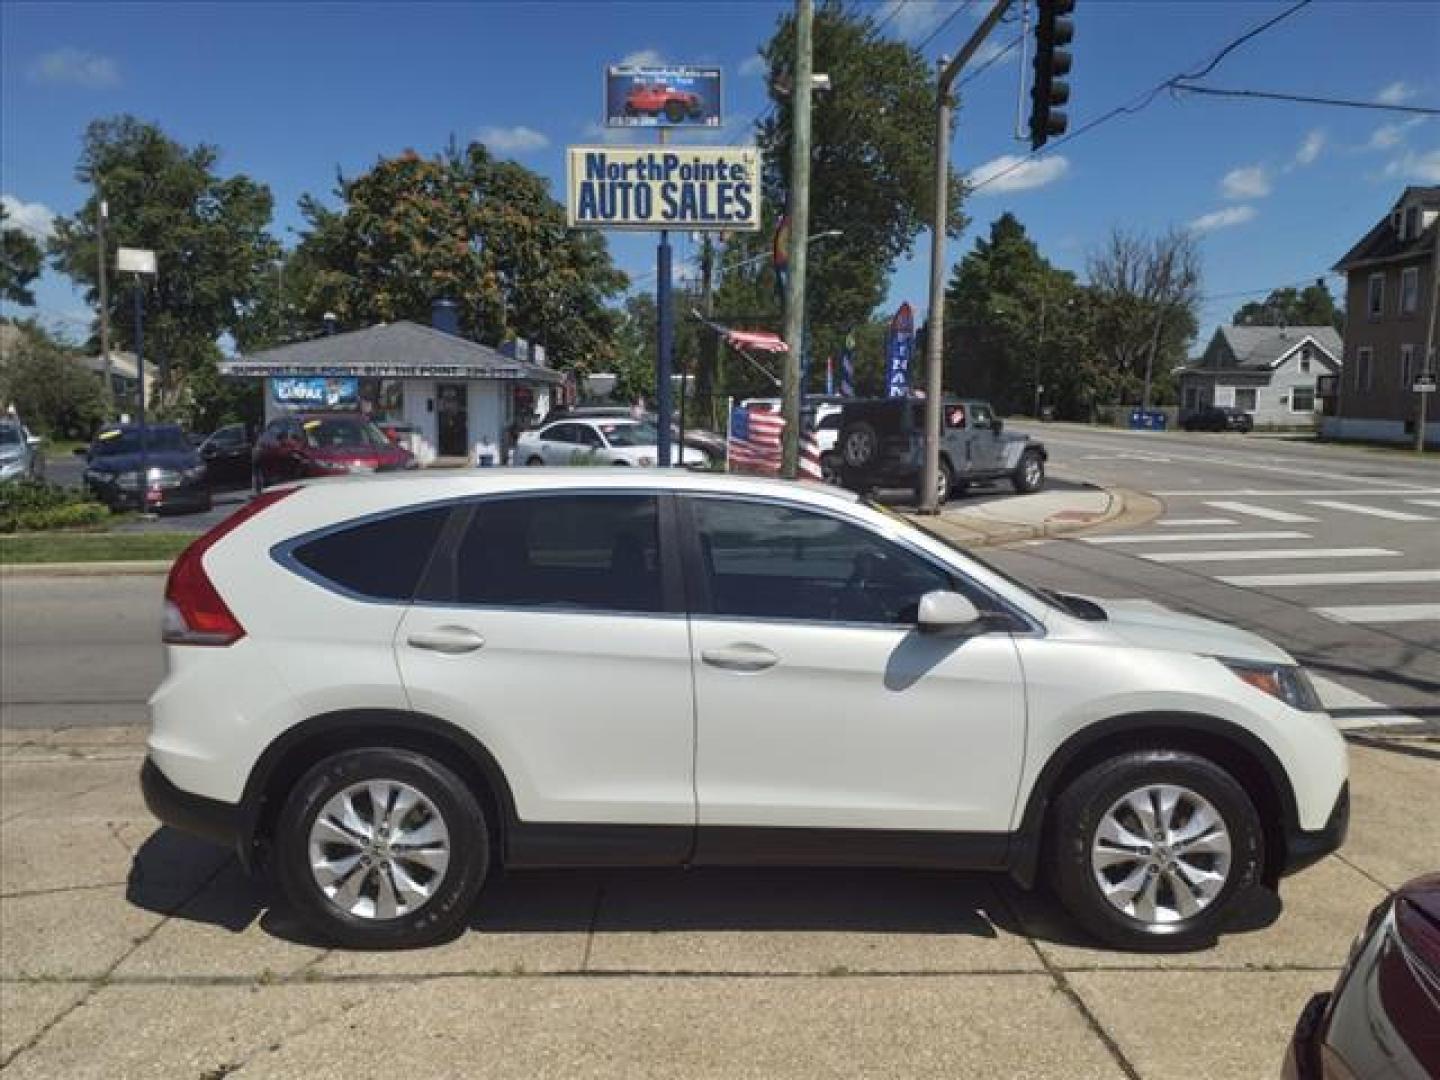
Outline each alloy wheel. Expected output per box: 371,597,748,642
1090,783,1232,925
307,780,451,920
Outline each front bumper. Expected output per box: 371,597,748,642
140,757,242,854
1281,991,1331,1080
1282,780,1349,876
99,481,211,513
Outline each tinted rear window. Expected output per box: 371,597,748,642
291,506,451,601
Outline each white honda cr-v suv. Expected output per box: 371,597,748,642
143,471,1348,951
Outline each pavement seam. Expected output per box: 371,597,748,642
579,882,605,972
0,774,142,828
1333,852,1396,894
0,880,131,900
0,854,235,1071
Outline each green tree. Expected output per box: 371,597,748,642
1232,281,1342,332
289,143,626,375
47,116,279,417
756,0,966,339
0,320,106,438
1,204,45,308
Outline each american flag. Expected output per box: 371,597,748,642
727,405,785,476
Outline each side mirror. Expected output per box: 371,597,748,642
991,418,1004,435
917,590,982,633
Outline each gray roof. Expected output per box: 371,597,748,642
222,320,563,384
1213,325,1342,370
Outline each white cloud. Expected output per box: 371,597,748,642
27,47,119,88
1220,164,1270,200
1293,129,1325,167
618,49,664,68
1,194,56,240
1383,147,1440,184
739,53,767,78
1367,116,1425,151
1376,81,1416,106
876,0,970,41
1189,205,1258,235
966,153,1070,194
477,125,549,154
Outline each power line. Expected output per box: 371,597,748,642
873,0,907,35
1171,83,1440,115
966,0,1313,195
916,0,980,53
957,34,1021,90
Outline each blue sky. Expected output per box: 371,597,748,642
3,0,1438,352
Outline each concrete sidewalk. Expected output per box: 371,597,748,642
1,726,1435,1078
910,485,1160,549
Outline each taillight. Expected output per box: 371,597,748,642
163,488,295,646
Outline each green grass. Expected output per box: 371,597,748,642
0,531,199,564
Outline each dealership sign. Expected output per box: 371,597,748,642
271,376,359,407
605,64,722,129
567,146,760,231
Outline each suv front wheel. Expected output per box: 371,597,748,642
1047,749,1263,952
274,748,491,949
1012,450,1045,494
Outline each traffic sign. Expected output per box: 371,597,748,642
1415,373,1437,393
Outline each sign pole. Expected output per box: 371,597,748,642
655,127,674,468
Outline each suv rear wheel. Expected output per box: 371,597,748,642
274,748,491,949
839,420,880,469
1047,749,1263,951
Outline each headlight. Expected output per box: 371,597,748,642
1219,659,1322,712
115,471,143,490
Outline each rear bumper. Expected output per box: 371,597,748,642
1282,781,1349,876
141,757,243,854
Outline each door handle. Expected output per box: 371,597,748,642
406,626,486,654
701,643,779,673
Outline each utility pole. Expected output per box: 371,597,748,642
697,234,718,429
780,0,814,479
1034,291,1047,418
95,184,113,415
920,0,1015,512
1418,218,1440,454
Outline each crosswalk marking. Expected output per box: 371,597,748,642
1313,603,1440,624
1217,569,1440,587
1310,676,1425,732
1305,499,1434,522
1085,530,1308,545
1157,518,1237,526
1406,498,1440,509
1142,548,1399,563
1203,501,1317,523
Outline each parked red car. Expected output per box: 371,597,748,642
625,83,702,122
253,415,415,491
1284,873,1440,1079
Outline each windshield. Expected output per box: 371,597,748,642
301,418,389,450
93,428,190,455
0,425,22,447
599,421,659,447
867,499,1060,612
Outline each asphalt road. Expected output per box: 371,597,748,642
989,424,1439,734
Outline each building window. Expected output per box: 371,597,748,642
1234,388,1257,411
1400,266,1420,315
1404,206,1419,240
1299,349,1311,374
1291,387,1315,413
1356,347,1374,391
1401,345,1415,388
1367,273,1385,318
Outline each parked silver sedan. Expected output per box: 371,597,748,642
512,418,709,468
0,419,44,482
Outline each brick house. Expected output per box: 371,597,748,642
1327,185,1440,446
1178,325,1342,429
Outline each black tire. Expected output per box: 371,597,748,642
664,100,686,122
839,420,880,469
915,457,952,507
273,748,491,950
526,455,545,466
1011,449,1045,494
1047,749,1263,952
252,467,266,495
820,452,841,486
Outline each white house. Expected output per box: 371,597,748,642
1178,325,1343,429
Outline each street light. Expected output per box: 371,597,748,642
116,247,157,515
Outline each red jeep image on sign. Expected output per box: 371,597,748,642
625,83,702,122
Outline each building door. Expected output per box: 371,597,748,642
436,383,468,457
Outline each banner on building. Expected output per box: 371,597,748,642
604,64,722,129
885,303,914,399
271,376,359,408
567,146,761,231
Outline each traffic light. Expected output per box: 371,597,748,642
1030,0,1074,152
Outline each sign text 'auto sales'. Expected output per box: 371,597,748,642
566,146,761,232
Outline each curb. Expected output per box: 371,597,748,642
0,560,172,578
906,486,1163,550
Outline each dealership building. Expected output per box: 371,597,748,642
220,302,564,464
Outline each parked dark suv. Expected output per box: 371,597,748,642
836,398,1046,506
1182,406,1254,433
